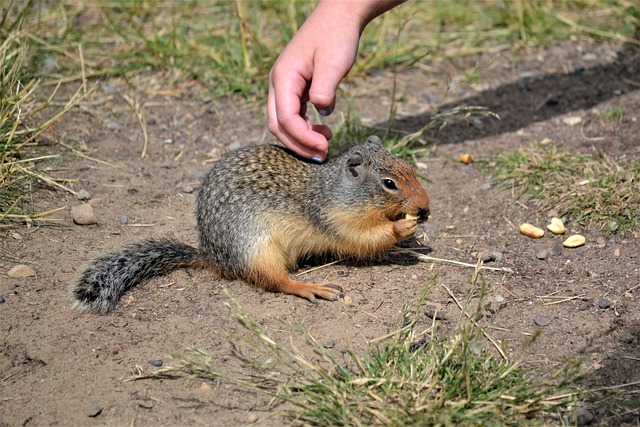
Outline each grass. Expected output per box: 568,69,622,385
486,142,640,233
18,1,640,99
134,272,584,426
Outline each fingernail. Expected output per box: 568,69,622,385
318,106,334,116
311,156,323,163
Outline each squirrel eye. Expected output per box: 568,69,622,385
383,178,398,190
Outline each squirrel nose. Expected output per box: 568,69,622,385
417,208,430,223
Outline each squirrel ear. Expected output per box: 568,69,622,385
346,152,364,178
366,135,382,147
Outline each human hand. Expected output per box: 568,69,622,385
268,1,404,161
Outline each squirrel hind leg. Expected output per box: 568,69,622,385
248,244,343,303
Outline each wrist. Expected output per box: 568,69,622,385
313,0,405,33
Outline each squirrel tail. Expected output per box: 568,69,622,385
72,238,203,314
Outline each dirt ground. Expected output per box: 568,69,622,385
1,38,639,426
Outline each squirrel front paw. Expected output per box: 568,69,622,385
392,217,418,240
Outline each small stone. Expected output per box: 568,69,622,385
86,404,102,417
572,407,594,425
534,315,552,327
609,220,619,232
551,245,563,256
71,204,97,225
8,264,36,278
246,413,259,423
598,298,611,309
425,306,445,320
536,249,549,260
494,294,505,303
562,116,583,126
148,359,163,367
0,295,5,303
614,248,620,257
193,171,207,180
323,339,335,349
76,189,91,201
119,215,128,225
478,251,502,263
342,295,353,305
182,186,194,194
199,382,211,391
137,400,154,409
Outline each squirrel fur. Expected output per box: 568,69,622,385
72,136,430,313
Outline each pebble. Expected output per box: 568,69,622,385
551,245,563,256
425,306,445,320
76,189,91,201
8,264,36,278
494,294,505,303
342,295,353,305
193,171,207,180
137,401,154,409
86,404,102,417
598,298,611,309
71,204,97,225
119,215,128,225
478,251,503,263
533,315,552,327
182,186,194,194
562,116,583,126
573,407,594,425
323,339,335,349
148,359,163,367
536,249,549,260
0,295,5,303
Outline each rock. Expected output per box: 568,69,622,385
478,251,503,263
551,245,563,256
342,295,353,305
572,407,594,425
76,189,91,201
119,215,128,225
148,359,163,367
182,186,194,194
8,264,36,278
494,294,505,303
562,116,583,126
598,298,611,309
86,404,102,417
137,400,154,409
534,316,552,327
323,339,335,349
0,295,5,303
425,306,445,320
536,249,549,260
71,204,97,225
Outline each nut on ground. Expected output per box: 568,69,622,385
520,223,544,238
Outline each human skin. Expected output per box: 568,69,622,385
267,0,405,161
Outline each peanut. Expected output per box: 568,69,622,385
519,223,544,238
563,234,585,248
546,217,565,235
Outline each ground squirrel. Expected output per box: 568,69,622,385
73,136,430,313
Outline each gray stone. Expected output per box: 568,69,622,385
148,359,163,367
598,298,611,309
534,316,552,327
71,204,97,225
573,407,594,425
536,249,549,260
323,339,335,349
76,189,91,201
87,404,102,417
